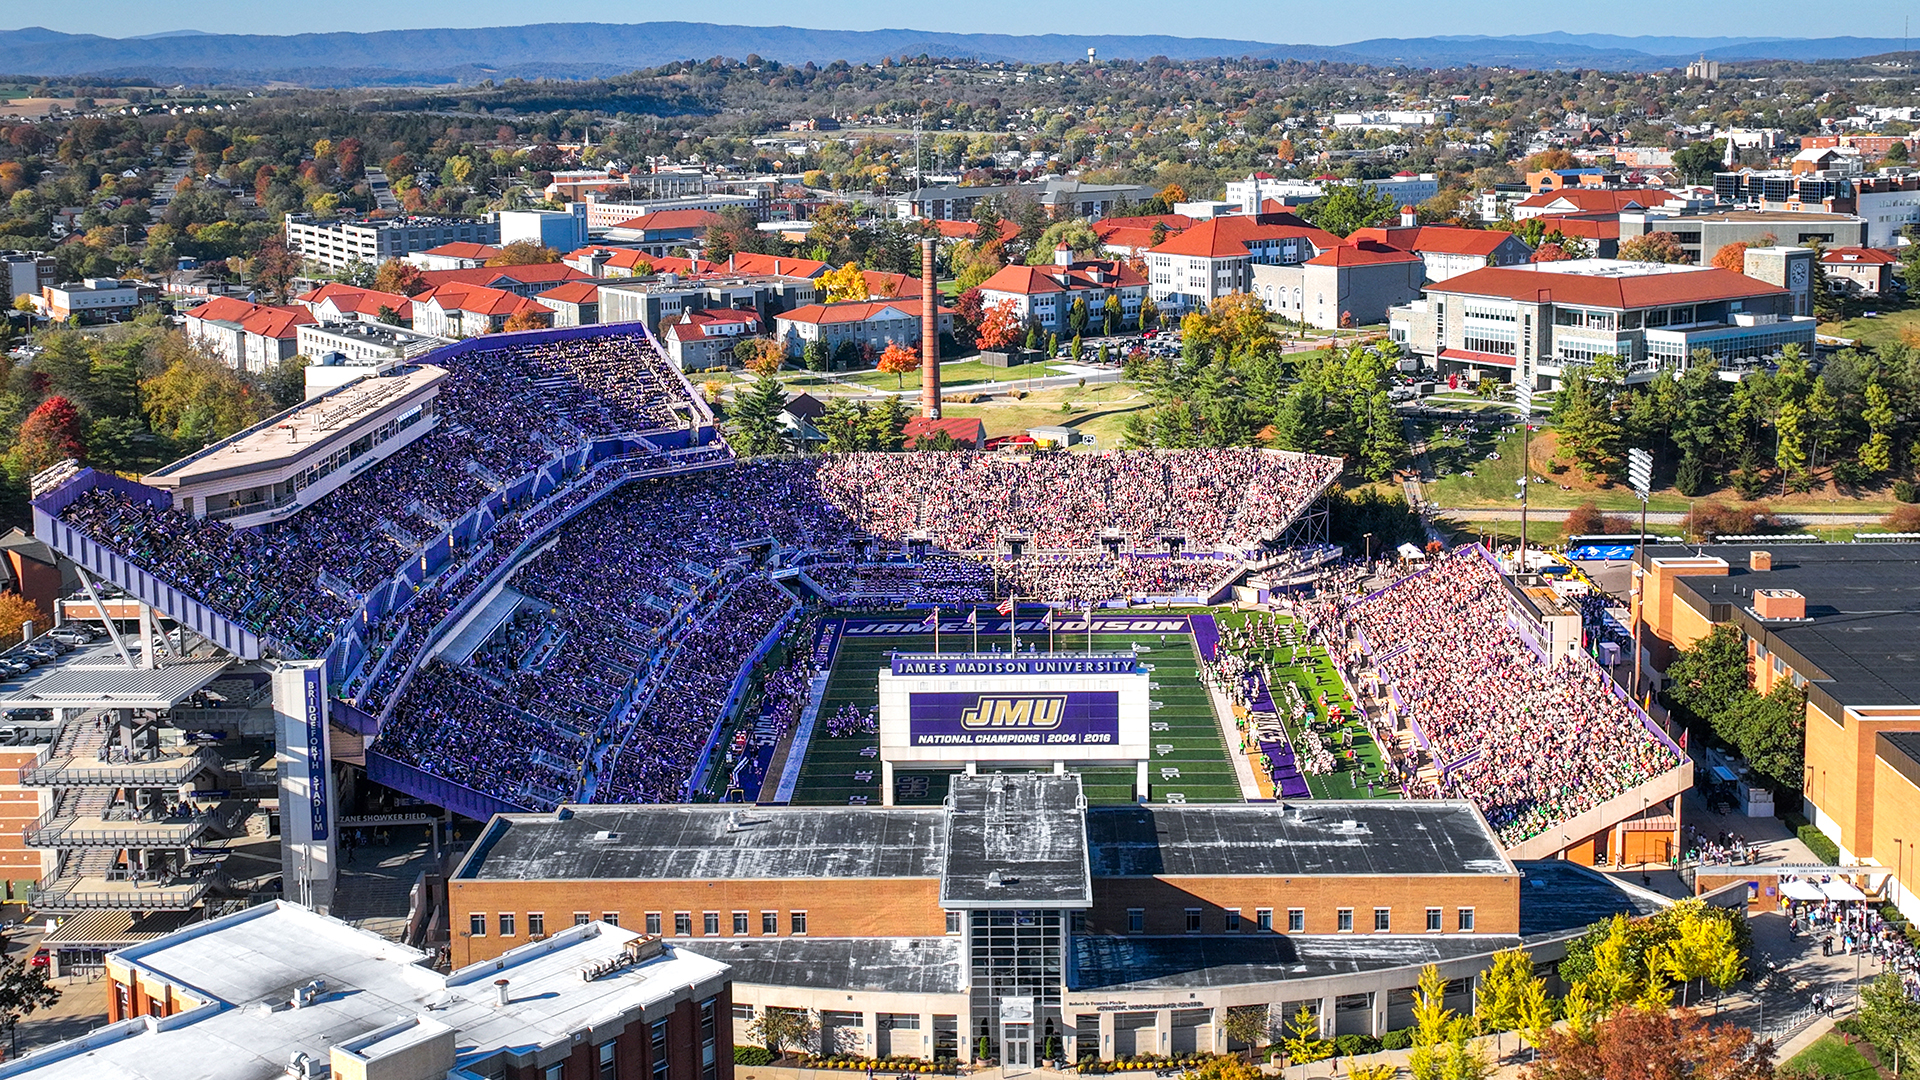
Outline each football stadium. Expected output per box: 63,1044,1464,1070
12,324,1699,1055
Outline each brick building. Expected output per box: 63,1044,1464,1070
449,774,1658,1064
1636,545,1920,918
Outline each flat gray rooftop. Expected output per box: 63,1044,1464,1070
1086,801,1513,878
1513,860,1663,938
942,773,1091,908
1070,933,1525,991
1656,544,1920,709
1,901,728,1080
686,937,963,996
458,804,944,881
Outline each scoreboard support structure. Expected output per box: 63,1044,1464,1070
876,652,1152,806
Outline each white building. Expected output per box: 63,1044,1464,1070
283,213,501,271
499,205,589,252
183,296,313,373
1144,216,1343,314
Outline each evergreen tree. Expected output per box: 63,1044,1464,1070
1553,367,1624,483
726,375,789,458
867,394,910,451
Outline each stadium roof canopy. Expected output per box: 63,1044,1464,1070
0,656,232,710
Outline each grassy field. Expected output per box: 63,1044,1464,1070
1213,611,1397,800
1822,299,1920,351
939,383,1152,445
1782,1033,1880,1080
788,621,1241,807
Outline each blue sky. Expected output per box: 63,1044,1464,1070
21,2,1912,47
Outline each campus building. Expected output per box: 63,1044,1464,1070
0,900,732,1080
1389,256,1816,391
449,774,1663,1064
1636,544,1920,917
283,214,502,272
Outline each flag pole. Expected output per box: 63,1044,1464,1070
1048,610,1055,653
1010,595,1018,652
971,609,979,654
1086,604,1094,654
932,605,940,655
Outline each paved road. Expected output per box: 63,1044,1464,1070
1431,506,1886,526
148,155,192,221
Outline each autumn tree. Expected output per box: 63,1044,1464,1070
1475,947,1541,1058
12,396,87,475
500,309,551,333
373,259,427,296
1220,1005,1272,1061
1028,218,1100,265
1619,232,1690,264
977,299,1024,350
1526,149,1577,171
247,234,304,304
743,338,788,376
485,240,560,266
818,261,870,303
1527,1006,1771,1080
139,345,264,453
747,1005,817,1059
1281,1006,1331,1077
0,592,47,646
876,341,921,388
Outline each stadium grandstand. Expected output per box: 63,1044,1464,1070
31,325,1343,844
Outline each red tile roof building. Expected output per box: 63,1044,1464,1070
407,241,502,270
902,416,986,449
184,298,316,373
1092,214,1196,257
1144,215,1343,313
1512,188,1679,220
773,299,954,358
1251,240,1425,330
1389,256,1817,391
417,263,589,298
976,259,1148,334
295,283,415,324
533,281,604,327
663,309,762,370
1821,246,1897,296
1346,223,1534,282
411,283,549,337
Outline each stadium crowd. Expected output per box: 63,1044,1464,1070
1336,548,1683,846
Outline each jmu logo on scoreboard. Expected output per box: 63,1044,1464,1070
961,695,1068,729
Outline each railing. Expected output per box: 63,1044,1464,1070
28,876,212,911
25,819,210,849
22,748,220,787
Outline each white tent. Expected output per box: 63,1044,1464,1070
1822,879,1868,902
1780,879,1826,901
1397,542,1426,561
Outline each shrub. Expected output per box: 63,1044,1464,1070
1380,1029,1413,1051
1895,478,1919,503
734,1047,775,1066
1333,1034,1381,1056
1883,504,1920,533
1685,501,1785,540
1799,824,1840,865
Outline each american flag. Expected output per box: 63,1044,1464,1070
997,597,1015,616
966,608,978,626
1041,608,1054,627
923,608,939,628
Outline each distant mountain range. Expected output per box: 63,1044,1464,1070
0,23,1912,86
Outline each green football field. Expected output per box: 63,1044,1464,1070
788,621,1243,807
1212,610,1399,801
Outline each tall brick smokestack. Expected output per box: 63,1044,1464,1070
920,237,941,419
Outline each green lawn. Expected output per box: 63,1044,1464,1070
1821,298,1920,351
1783,1033,1880,1080
1212,611,1397,800
788,621,1241,807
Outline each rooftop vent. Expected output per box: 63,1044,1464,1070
986,870,1004,888
593,831,622,842
1750,550,1773,572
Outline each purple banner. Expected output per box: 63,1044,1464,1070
891,655,1141,677
909,690,1121,746
844,615,1191,637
